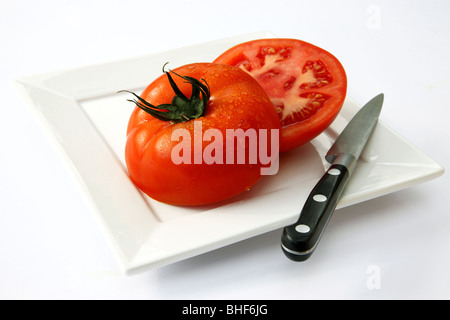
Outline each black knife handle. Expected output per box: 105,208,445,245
281,164,350,261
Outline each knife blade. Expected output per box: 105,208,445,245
281,93,384,261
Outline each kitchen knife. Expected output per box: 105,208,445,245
281,93,384,261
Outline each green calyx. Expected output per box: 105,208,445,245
120,63,210,123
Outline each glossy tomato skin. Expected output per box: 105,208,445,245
126,63,280,205
214,38,347,152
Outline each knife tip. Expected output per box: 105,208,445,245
367,93,384,114
377,93,384,102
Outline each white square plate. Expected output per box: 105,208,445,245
14,32,444,275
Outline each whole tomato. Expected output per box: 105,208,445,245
124,63,280,205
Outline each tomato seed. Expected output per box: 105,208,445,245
284,76,296,90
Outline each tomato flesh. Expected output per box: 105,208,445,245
214,38,347,152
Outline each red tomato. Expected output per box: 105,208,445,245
214,38,347,152
125,63,280,205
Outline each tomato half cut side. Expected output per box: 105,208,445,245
214,38,347,152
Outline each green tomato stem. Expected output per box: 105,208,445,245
119,63,210,123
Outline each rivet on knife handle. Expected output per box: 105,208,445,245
281,164,350,261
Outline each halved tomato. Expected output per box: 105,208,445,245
214,38,347,152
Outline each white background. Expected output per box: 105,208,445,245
1,0,449,300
